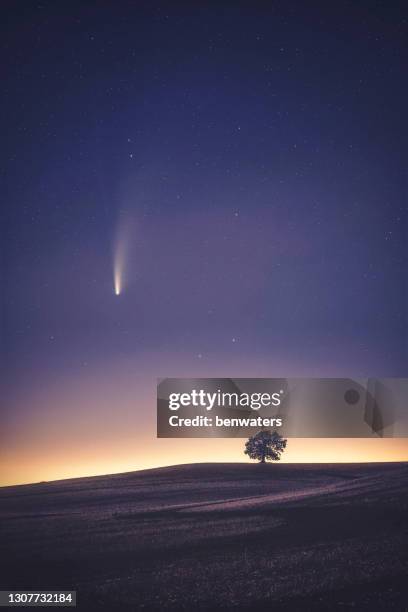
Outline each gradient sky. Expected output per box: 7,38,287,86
1,1,407,486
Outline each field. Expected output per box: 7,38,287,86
1,462,408,610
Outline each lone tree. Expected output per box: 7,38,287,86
244,430,287,463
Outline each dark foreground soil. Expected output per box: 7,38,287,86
1,462,407,610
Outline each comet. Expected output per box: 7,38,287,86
113,239,125,296
114,270,122,296
113,212,134,296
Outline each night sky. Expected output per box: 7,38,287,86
1,2,407,485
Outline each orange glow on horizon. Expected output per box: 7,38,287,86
1,437,408,487
3,363,408,487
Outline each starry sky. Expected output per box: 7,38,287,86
1,1,407,485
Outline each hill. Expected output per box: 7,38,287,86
1,462,408,610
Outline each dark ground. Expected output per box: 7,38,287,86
1,462,408,610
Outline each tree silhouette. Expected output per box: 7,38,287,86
244,430,287,463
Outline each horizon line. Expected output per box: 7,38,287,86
2,458,408,489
